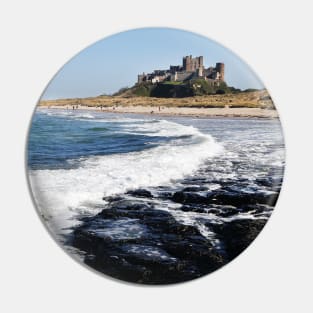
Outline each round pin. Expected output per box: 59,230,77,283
27,27,285,284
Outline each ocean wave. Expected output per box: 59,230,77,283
29,119,223,233
39,108,95,119
119,119,203,138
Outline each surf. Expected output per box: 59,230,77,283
28,113,223,234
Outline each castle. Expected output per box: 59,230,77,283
137,55,225,86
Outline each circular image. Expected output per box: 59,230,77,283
27,28,285,284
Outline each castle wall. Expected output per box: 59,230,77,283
174,72,195,82
138,56,225,84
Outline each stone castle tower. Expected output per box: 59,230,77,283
183,55,204,72
215,62,225,81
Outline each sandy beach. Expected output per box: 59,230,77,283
42,104,278,118
38,90,278,118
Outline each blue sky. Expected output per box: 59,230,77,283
42,28,264,100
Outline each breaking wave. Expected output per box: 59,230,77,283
29,113,223,233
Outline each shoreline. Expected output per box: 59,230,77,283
38,104,278,119
31,103,284,284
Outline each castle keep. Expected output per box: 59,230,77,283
137,55,225,86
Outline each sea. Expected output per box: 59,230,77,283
27,108,285,247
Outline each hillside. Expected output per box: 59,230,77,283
114,80,240,98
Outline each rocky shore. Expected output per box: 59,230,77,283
69,169,281,284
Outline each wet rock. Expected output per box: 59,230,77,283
239,204,272,214
256,177,282,188
180,205,208,213
211,218,267,259
71,202,226,284
102,195,124,202
126,189,153,198
160,236,224,273
172,189,278,207
70,167,278,284
206,208,222,215
84,249,151,284
218,206,239,217
180,204,238,217
182,186,208,192
107,199,152,211
172,191,210,204
211,191,279,206
157,191,173,199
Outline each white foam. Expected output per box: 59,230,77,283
29,118,223,234
120,119,203,138
122,244,177,262
77,113,95,119
85,218,148,240
44,110,95,120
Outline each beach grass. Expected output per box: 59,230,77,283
39,90,273,109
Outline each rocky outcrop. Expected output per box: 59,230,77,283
72,197,224,284
70,173,281,284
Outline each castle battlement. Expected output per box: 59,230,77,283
137,56,224,86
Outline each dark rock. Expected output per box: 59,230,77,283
126,189,153,198
211,218,267,259
256,177,282,188
172,191,210,204
239,204,272,214
172,189,278,207
180,204,238,217
70,167,277,284
218,206,239,217
206,208,221,215
71,200,227,284
211,191,279,206
182,186,208,192
157,191,173,199
84,249,151,284
180,205,208,213
107,199,152,211
102,195,124,202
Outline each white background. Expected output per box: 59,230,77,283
0,0,312,312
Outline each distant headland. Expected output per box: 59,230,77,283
114,55,233,98
38,55,277,118
113,55,260,98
